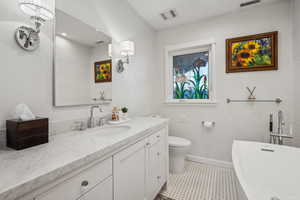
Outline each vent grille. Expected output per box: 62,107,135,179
240,0,261,7
160,9,177,20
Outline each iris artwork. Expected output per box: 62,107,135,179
173,52,209,99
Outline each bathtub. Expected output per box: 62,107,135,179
232,140,300,200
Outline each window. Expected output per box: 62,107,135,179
165,40,216,104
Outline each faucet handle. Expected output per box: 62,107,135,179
98,117,106,127
74,121,87,131
88,117,96,128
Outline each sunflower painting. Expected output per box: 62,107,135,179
226,31,278,73
94,60,112,83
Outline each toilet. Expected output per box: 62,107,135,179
168,136,191,174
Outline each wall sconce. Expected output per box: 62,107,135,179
117,40,135,73
15,0,54,51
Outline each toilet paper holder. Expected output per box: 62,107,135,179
201,121,216,127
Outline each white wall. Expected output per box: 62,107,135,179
0,0,157,138
157,1,295,162
0,0,296,164
293,0,300,147
0,1,53,130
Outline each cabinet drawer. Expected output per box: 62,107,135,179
148,129,164,147
35,157,112,200
78,176,113,200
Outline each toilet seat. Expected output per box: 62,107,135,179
168,136,191,148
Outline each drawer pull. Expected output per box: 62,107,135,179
146,142,151,146
81,180,89,187
157,176,161,180
156,135,160,138
157,152,160,156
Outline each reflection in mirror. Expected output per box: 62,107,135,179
54,9,112,107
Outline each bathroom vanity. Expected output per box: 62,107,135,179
0,6,170,200
0,117,169,200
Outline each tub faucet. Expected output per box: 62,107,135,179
277,110,285,145
88,105,103,128
269,110,293,145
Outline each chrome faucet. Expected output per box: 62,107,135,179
277,110,285,145
269,110,293,145
88,105,103,128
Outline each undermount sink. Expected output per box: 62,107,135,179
101,125,131,134
88,125,131,136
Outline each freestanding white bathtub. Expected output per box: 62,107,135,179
232,140,300,200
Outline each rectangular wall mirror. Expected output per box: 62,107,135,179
54,9,112,107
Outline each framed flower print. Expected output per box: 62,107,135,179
94,59,112,83
226,31,278,73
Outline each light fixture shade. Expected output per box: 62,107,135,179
19,0,54,21
108,43,112,58
120,40,135,56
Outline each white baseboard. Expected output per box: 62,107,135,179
186,154,233,168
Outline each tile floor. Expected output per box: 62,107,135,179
157,161,243,200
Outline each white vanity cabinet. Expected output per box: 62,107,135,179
27,127,168,200
114,128,168,200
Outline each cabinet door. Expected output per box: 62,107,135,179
147,130,166,200
78,177,113,200
114,139,146,200
147,141,161,200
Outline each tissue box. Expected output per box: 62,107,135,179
6,118,48,150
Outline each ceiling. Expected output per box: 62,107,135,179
127,0,282,30
56,9,111,47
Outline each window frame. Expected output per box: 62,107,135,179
164,39,216,105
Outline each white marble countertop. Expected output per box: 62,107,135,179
0,117,168,200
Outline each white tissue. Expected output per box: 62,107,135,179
203,121,214,128
15,104,36,121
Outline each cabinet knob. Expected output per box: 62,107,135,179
81,180,89,187
146,142,151,146
156,135,160,138
157,176,161,180
157,152,160,156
